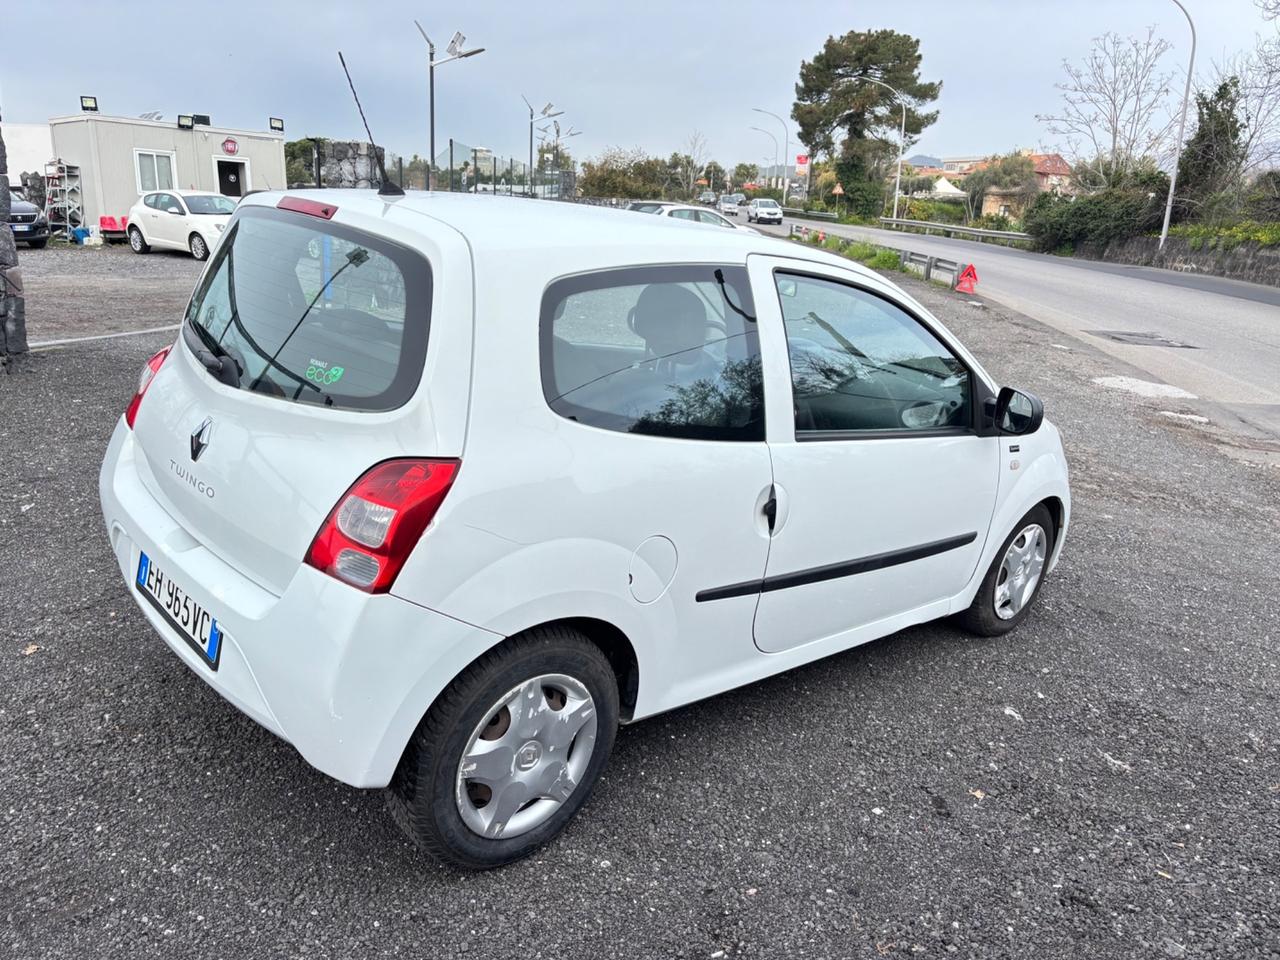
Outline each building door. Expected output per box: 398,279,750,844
217,160,245,197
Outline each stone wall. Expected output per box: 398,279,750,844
1077,235,1280,288
318,141,387,189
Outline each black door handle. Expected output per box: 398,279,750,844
762,488,777,530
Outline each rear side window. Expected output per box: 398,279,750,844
183,206,430,411
541,265,764,441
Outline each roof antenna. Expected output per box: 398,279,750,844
337,51,404,197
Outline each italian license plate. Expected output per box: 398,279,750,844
135,551,224,669
13,224,29,232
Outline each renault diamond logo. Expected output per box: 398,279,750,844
190,417,213,462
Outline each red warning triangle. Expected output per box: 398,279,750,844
955,263,978,293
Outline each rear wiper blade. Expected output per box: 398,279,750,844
187,318,241,387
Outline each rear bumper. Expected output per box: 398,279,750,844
98,419,500,788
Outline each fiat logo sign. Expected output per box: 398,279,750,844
221,137,239,155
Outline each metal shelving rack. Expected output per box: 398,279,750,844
44,160,83,240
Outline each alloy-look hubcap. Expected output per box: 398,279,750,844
455,673,597,840
994,523,1048,620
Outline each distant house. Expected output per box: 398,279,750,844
954,151,1074,218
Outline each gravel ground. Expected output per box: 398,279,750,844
1,258,1277,959
15,244,203,341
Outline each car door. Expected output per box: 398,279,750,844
536,263,775,678
153,193,187,248
745,254,1000,654
140,193,166,245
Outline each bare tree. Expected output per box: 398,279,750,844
681,130,709,196
1037,28,1177,191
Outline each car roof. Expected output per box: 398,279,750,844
241,190,860,270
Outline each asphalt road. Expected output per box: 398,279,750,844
2,250,1279,959
756,220,1280,442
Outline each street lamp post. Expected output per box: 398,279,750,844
1159,0,1196,250
750,126,779,192
523,96,563,198
753,107,791,200
853,77,906,219
414,22,484,189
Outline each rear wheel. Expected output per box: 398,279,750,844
955,504,1054,637
128,226,150,254
189,233,209,261
388,626,619,870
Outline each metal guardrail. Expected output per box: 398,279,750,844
879,217,1030,242
783,207,838,221
788,223,971,289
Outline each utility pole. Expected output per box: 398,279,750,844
1159,0,1196,250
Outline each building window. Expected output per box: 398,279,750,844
135,150,175,193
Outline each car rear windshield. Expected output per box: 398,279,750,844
182,206,431,411
186,195,237,215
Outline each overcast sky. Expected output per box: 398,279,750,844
2,0,1274,169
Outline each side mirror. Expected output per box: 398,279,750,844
777,278,798,298
995,386,1044,435
167,206,182,215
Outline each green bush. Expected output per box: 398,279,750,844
867,249,902,271
1167,220,1280,248
972,213,1014,231
1023,189,1164,252
823,235,846,252
901,198,965,224
846,241,879,262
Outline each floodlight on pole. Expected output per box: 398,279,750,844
415,20,485,188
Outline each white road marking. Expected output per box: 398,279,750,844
30,325,180,350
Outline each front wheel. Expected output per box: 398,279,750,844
26,238,48,250
387,626,619,869
128,226,150,254
955,504,1054,637
189,233,209,261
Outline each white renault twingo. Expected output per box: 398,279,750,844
100,191,1070,869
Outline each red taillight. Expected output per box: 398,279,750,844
277,196,338,219
124,346,172,429
305,459,460,593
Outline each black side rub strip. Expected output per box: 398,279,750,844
696,532,978,603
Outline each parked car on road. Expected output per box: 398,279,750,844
6,187,49,249
100,191,1070,870
627,201,757,232
717,194,740,216
127,190,237,261
698,190,717,205
747,198,784,224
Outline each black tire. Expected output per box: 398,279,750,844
26,239,48,250
189,233,209,261
128,226,150,254
955,504,1055,637
387,626,619,870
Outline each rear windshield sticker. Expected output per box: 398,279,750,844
306,359,346,386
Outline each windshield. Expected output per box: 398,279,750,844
758,200,779,208
182,207,431,411
628,202,664,213
185,195,238,215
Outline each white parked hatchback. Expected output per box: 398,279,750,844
100,191,1070,869
127,190,238,261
